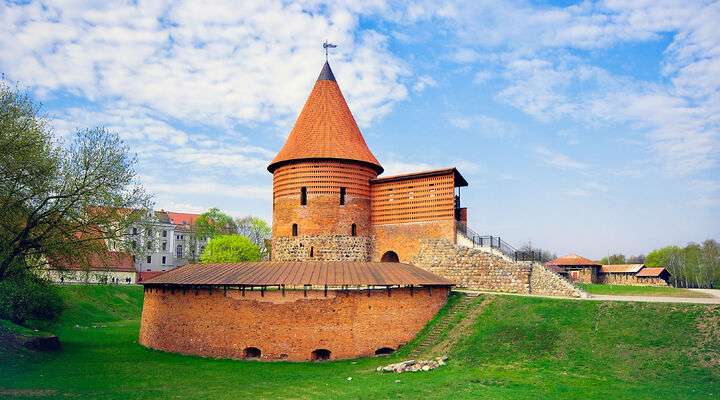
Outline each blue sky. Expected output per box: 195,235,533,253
2,0,718,258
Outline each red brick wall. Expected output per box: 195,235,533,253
139,286,449,361
272,160,377,237
370,172,457,262
372,220,456,263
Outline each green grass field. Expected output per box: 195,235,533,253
579,284,713,298
1,285,719,399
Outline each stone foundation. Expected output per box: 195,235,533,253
599,273,668,286
412,239,585,297
272,235,372,261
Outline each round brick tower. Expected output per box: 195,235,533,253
268,62,383,261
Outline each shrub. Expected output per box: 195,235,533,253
199,234,261,264
0,273,64,325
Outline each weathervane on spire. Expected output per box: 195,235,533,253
323,40,337,61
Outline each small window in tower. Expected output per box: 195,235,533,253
310,246,314,258
351,223,357,237
340,187,346,205
292,224,298,237
300,187,307,205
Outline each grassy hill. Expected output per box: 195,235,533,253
1,285,718,399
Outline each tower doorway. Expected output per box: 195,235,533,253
380,251,399,263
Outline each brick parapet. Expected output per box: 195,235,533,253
139,286,449,361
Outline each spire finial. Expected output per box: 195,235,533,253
323,40,337,62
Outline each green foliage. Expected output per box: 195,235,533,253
0,81,151,281
236,216,271,259
195,208,237,240
645,240,720,288
0,271,63,324
199,234,261,263
2,287,718,399
599,254,626,265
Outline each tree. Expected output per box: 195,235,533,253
195,208,237,241
599,254,626,265
0,81,151,281
199,235,261,263
236,216,271,259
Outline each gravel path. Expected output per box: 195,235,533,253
587,294,720,304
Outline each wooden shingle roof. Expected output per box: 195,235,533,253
267,61,383,174
142,262,453,287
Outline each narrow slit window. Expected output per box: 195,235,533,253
310,246,314,258
351,223,357,237
292,224,298,237
339,187,346,205
300,187,307,205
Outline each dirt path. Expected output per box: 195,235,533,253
586,295,720,304
411,296,489,359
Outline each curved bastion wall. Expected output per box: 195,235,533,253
139,285,449,361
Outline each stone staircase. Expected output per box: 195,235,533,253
409,294,484,358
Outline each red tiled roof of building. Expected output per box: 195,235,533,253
547,254,600,266
371,167,469,187
142,261,453,287
137,271,168,283
599,264,645,274
52,251,135,273
166,211,200,226
636,267,669,277
267,62,383,174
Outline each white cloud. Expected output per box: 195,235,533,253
398,0,720,176
413,75,437,92
534,145,587,170
380,160,436,176
0,1,407,129
447,114,514,137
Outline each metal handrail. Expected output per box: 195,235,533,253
456,222,545,262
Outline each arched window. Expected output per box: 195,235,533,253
381,251,399,263
351,223,357,237
292,224,298,237
243,347,261,360
176,244,183,258
375,347,395,356
311,349,331,361
300,187,307,205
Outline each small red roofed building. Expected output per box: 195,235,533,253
546,254,601,284
548,254,671,286
47,251,137,284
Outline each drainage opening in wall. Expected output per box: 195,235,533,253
381,251,399,262
243,347,261,360
374,347,395,356
311,349,331,361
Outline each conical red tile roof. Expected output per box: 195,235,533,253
267,62,383,173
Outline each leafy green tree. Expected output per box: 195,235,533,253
236,216,271,259
599,254,626,265
195,208,237,241
199,235,260,263
0,81,150,281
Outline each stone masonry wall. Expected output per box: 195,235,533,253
139,286,449,361
530,263,586,298
271,235,372,261
411,238,531,294
411,238,585,297
599,273,668,286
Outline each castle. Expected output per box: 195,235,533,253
138,61,583,362
267,61,468,264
